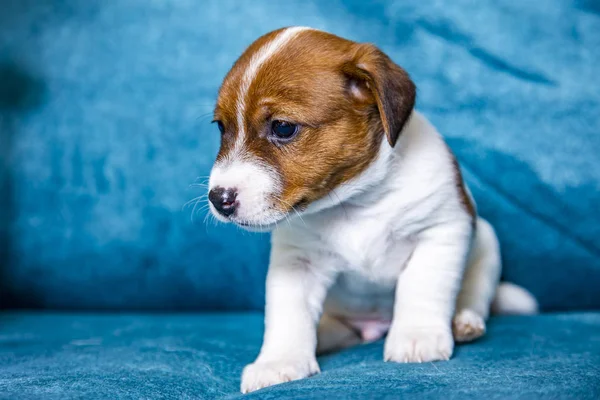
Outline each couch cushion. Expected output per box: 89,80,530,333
0,312,599,399
1,0,599,311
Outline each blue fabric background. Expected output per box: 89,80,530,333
1,0,599,311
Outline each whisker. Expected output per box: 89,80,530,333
196,112,215,122
203,209,212,226
191,197,212,223
192,176,211,185
188,183,209,189
195,204,211,212
191,200,201,223
272,195,307,228
183,195,207,210
330,189,350,220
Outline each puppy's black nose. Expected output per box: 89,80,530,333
209,187,238,217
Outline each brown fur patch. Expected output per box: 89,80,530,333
213,28,416,214
448,147,476,221
341,44,416,147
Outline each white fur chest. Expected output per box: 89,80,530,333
276,201,417,285
274,205,416,320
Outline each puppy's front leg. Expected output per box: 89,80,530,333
385,222,472,363
241,245,334,393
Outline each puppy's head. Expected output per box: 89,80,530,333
208,27,415,230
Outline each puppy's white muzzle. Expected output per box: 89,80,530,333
208,158,283,231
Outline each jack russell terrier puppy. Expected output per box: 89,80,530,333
206,27,538,393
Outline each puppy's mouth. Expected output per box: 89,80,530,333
222,208,289,232
237,198,316,231
228,207,297,232
236,220,278,232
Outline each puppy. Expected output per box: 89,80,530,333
207,27,538,393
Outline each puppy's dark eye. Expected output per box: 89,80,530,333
271,120,298,140
213,120,225,134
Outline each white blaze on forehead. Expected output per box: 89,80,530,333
233,26,312,154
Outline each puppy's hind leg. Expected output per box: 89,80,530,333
453,217,502,343
317,314,361,355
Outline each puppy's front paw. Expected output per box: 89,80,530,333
384,325,453,363
240,357,320,393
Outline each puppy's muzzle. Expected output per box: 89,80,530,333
208,186,238,217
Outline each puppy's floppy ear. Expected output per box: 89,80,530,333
341,43,416,147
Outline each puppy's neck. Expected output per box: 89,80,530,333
300,112,418,219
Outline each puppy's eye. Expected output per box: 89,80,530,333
213,120,225,134
271,120,298,140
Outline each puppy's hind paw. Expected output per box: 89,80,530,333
453,309,486,343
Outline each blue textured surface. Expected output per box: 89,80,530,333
0,312,599,399
1,0,599,311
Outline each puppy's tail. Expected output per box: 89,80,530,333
491,282,538,315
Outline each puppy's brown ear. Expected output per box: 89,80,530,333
342,44,416,147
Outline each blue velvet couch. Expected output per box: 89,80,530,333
1,1,599,398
